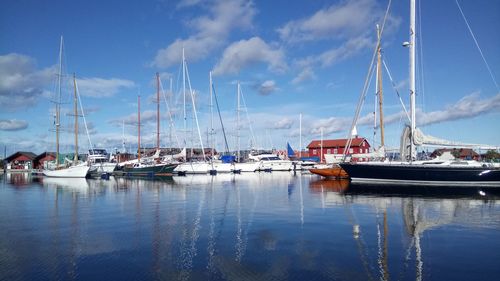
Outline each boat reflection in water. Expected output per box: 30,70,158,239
0,173,498,281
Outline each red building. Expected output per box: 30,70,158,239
33,152,56,169
4,151,37,170
430,148,480,160
307,137,371,162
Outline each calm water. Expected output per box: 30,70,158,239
1,172,499,281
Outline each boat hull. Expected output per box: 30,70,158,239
258,160,293,171
340,163,500,187
309,165,349,178
233,162,260,172
174,162,211,174
43,164,90,178
120,163,177,177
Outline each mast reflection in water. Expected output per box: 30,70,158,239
0,173,499,281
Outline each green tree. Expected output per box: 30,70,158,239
484,150,500,160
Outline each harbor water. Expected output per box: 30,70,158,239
1,172,499,281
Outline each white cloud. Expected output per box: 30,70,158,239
292,67,316,85
0,53,54,109
213,37,287,75
76,77,135,98
356,92,500,128
0,119,29,131
110,110,157,126
278,0,379,43
417,92,500,126
152,0,256,68
274,118,294,130
256,80,278,96
309,116,351,136
318,36,372,67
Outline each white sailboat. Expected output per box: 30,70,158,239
174,49,213,174
43,37,89,178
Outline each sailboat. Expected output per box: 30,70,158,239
339,0,500,187
122,73,178,177
43,37,89,178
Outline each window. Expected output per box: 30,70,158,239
349,148,353,154
327,149,331,154
334,149,338,154
312,149,317,155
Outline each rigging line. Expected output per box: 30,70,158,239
455,0,499,92
239,86,258,150
344,0,393,160
417,0,426,127
382,59,411,123
159,78,182,149
74,77,93,151
212,83,231,154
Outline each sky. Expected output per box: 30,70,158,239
1,0,499,157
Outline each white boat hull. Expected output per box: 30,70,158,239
259,160,293,171
233,162,260,172
43,164,90,178
90,162,117,173
174,162,211,174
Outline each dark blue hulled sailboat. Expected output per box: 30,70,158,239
340,0,500,187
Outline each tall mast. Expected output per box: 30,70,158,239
138,95,141,161
320,128,323,163
299,113,302,158
237,81,241,161
55,36,63,166
73,73,79,162
409,0,417,160
209,71,214,156
156,72,160,151
122,120,126,153
169,77,173,148
182,48,187,136
376,24,385,147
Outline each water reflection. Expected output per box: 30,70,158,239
0,173,498,281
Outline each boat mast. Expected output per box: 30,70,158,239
237,81,241,162
299,113,302,158
138,95,141,161
409,0,417,161
55,36,63,166
156,72,160,152
182,48,187,142
209,71,214,157
376,24,385,148
73,73,78,162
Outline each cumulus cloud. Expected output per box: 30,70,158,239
356,92,500,128
110,110,157,126
309,116,351,135
417,92,500,126
152,0,256,68
0,119,29,131
277,0,379,43
256,80,278,96
213,37,287,75
76,77,135,98
273,118,294,130
0,53,54,109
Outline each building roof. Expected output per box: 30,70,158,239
5,151,37,162
307,137,370,149
431,148,479,158
33,152,56,162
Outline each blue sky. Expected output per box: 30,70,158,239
1,0,499,156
